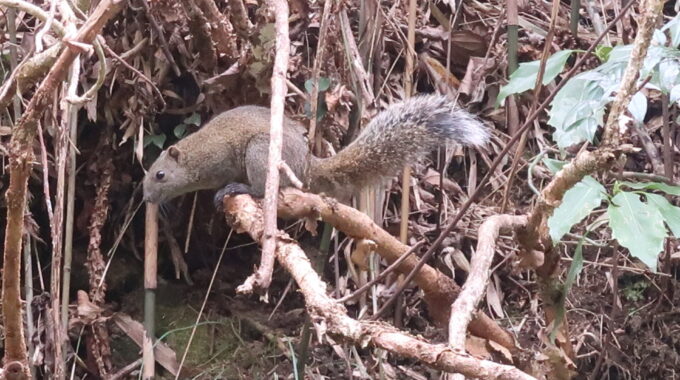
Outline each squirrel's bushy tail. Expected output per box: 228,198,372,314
309,94,490,196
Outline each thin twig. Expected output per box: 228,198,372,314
34,0,58,52
175,231,232,379
238,0,290,296
143,202,159,380
66,40,107,104
501,0,560,212
278,162,304,189
139,0,181,76
98,37,167,110
306,0,334,152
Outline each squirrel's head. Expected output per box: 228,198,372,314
143,145,193,204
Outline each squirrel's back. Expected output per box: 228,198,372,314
309,94,489,195
143,94,489,203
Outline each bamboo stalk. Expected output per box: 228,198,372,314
143,203,159,379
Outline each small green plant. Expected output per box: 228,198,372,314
621,279,650,302
542,159,680,272
143,133,166,149
303,76,330,121
143,113,201,150
498,14,680,149
497,14,680,272
173,112,201,139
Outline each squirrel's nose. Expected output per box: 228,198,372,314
142,187,157,204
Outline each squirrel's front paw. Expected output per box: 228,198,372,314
214,183,253,210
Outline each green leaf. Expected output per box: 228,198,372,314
670,84,680,104
662,15,680,48
656,59,680,94
564,236,585,293
594,45,613,62
607,192,665,271
174,124,187,138
183,113,201,126
619,181,680,196
645,193,680,238
546,41,680,149
542,158,567,174
548,176,606,243
548,75,607,148
303,99,328,121
628,92,648,125
496,49,576,107
318,77,330,92
304,77,331,93
143,134,166,149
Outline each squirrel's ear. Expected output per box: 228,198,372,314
168,146,181,162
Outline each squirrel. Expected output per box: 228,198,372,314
143,94,490,204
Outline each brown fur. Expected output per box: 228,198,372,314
143,95,489,203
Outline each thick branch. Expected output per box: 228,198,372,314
195,0,239,60
270,188,516,351
449,215,527,350
223,194,535,380
601,0,664,147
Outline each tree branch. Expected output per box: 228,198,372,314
222,194,535,380
252,188,517,352
238,0,290,297
448,215,527,351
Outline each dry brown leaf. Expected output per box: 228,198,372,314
351,239,376,271
486,274,504,318
465,335,492,359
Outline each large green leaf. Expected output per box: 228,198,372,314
496,49,576,107
548,176,606,244
548,75,607,148
542,157,566,174
607,192,665,271
628,92,648,125
645,193,680,238
619,181,680,196
662,14,680,48
657,59,680,94
547,39,680,149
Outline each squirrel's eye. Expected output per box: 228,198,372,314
155,171,165,180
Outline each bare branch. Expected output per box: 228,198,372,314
449,215,527,351
240,0,290,297
223,194,535,380
257,188,516,351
